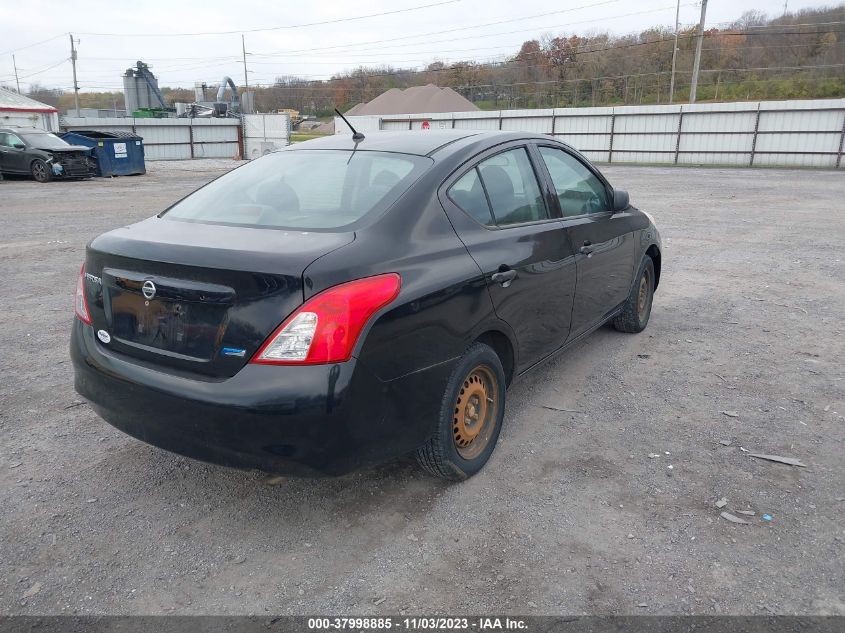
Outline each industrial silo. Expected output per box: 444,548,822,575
123,62,164,113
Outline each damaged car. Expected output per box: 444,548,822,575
71,130,662,480
0,126,95,182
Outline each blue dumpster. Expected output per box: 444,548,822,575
60,130,146,176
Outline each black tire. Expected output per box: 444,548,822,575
613,255,655,333
415,343,506,481
30,159,52,183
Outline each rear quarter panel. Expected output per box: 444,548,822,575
301,165,512,383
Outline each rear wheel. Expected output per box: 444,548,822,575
31,159,52,183
613,255,655,333
416,343,506,481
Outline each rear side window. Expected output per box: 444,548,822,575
538,147,609,216
448,168,494,226
163,150,431,230
353,154,417,214
448,147,548,228
478,148,547,226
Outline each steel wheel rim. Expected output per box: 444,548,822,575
453,364,499,460
33,162,47,181
637,269,651,321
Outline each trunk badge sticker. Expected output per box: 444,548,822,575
222,347,246,358
97,330,111,344
142,280,157,300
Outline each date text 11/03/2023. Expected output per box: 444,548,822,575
307,617,528,630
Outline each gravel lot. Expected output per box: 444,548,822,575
1,160,843,616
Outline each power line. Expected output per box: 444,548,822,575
64,70,841,100
0,32,68,57
706,19,845,29
152,35,839,78
7,10,843,91
251,1,672,57
245,9,840,62
0,1,674,85
82,55,239,62
0,0,633,85
1,1,622,64
71,67,843,94
421,26,845,69
3,57,69,81
241,35,845,68
272,28,845,82
211,36,845,81
76,0,463,37
200,63,845,93
21,23,843,88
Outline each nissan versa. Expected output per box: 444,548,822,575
71,130,662,480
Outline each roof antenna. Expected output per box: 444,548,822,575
335,108,365,142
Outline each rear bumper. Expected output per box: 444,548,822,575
71,320,454,476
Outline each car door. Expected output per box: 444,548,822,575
0,132,28,174
535,144,637,340
440,144,577,370
0,132,15,173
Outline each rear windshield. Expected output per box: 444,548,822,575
163,149,432,230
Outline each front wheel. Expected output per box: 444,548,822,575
31,159,52,183
613,256,655,333
416,343,506,481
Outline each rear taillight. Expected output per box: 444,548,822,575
251,273,401,365
75,264,92,325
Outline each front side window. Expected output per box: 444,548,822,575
477,148,547,226
163,150,431,230
0,132,24,148
538,147,609,217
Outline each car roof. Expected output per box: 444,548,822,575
286,130,554,158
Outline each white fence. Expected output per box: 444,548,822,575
62,117,242,160
337,98,845,169
61,115,291,161
243,113,291,159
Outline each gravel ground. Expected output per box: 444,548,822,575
0,160,843,616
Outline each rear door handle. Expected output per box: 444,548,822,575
491,269,517,288
580,240,594,255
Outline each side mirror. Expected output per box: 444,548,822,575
13,143,26,150
612,189,630,212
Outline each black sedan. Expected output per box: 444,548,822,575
0,126,95,182
71,130,661,480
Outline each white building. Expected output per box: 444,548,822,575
0,86,59,131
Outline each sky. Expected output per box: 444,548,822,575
0,0,836,93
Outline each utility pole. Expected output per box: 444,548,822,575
12,54,20,93
69,33,80,116
689,0,708,103
668,0,680,103
240,34,250,159
241,34,249,93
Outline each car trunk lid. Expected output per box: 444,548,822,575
84,216,354,378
